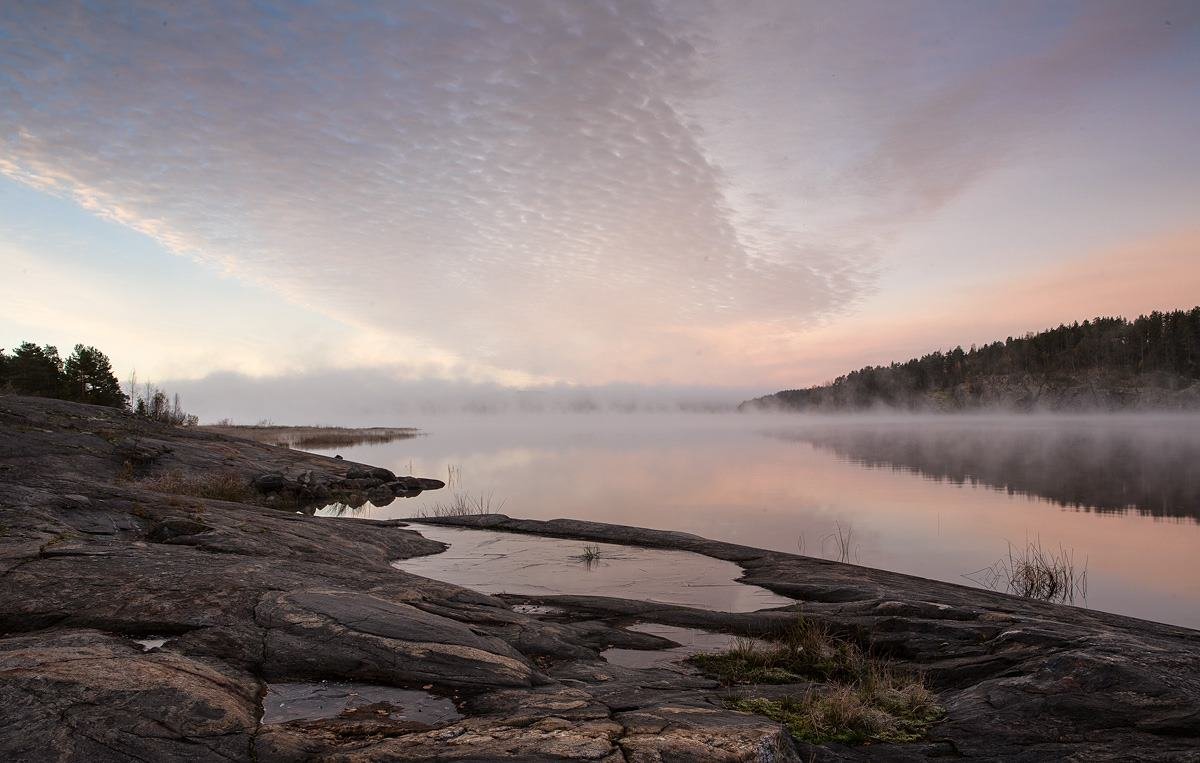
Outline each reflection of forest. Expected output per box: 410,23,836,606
773,420,1200,522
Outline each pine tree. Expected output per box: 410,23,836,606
62,345,128,409
8,342,64,397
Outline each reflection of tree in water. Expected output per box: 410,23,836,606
772,420,1200,522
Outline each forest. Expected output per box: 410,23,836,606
0,341,197,425
743,307,1200,411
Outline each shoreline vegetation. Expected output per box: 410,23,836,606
742,306,1200,412
200,423,420,449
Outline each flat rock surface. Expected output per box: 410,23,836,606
1,395,1198,761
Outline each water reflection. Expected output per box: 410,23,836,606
396,524,795,613
771,416,1200,522
261,682,460,726
301,413,1200,629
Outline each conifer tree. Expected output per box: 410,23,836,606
8,342,64,397
62,344,128,408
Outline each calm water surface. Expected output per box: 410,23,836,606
310,413,1200,630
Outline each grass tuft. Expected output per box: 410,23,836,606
417,490,505,518
691,617,860,684
691,614,942,746
964,537,1088,604
576,545,603,563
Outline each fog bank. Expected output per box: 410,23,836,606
164,370,767,425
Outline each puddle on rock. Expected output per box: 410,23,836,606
395,524,794,613
261,681,461,726
511,603,567,616
602,623,736,671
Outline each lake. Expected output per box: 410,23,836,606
309,413,1200,630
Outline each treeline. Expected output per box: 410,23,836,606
744,307,1200,411
0,341,198,425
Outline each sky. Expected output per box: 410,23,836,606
2,1,1199,416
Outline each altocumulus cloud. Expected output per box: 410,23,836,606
1,1,1195,385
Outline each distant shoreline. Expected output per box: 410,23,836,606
199,423,420,449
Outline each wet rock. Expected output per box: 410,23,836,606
260,681,461,727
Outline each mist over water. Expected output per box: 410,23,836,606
768,414,1200,522
311,412,1200,629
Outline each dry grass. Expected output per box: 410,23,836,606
732,675,940,745
964,538,1088,605
416,490,505,518
692,614,941,745
692,616,862,684
136,471,258,504
200,424,419,449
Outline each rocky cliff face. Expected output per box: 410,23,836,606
1,395,1198,761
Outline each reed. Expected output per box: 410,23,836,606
417,490,505,518
964,537,1088,605
577,544,603,563
821,521,859,564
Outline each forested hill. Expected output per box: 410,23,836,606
741,307,1200,412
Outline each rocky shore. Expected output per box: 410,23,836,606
1,395,1198,761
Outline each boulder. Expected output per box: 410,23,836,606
252,472,290,492
364,485,396,507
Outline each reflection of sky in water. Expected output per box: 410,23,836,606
395,524,793,614
261,682,460,726
311,414,1200,629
